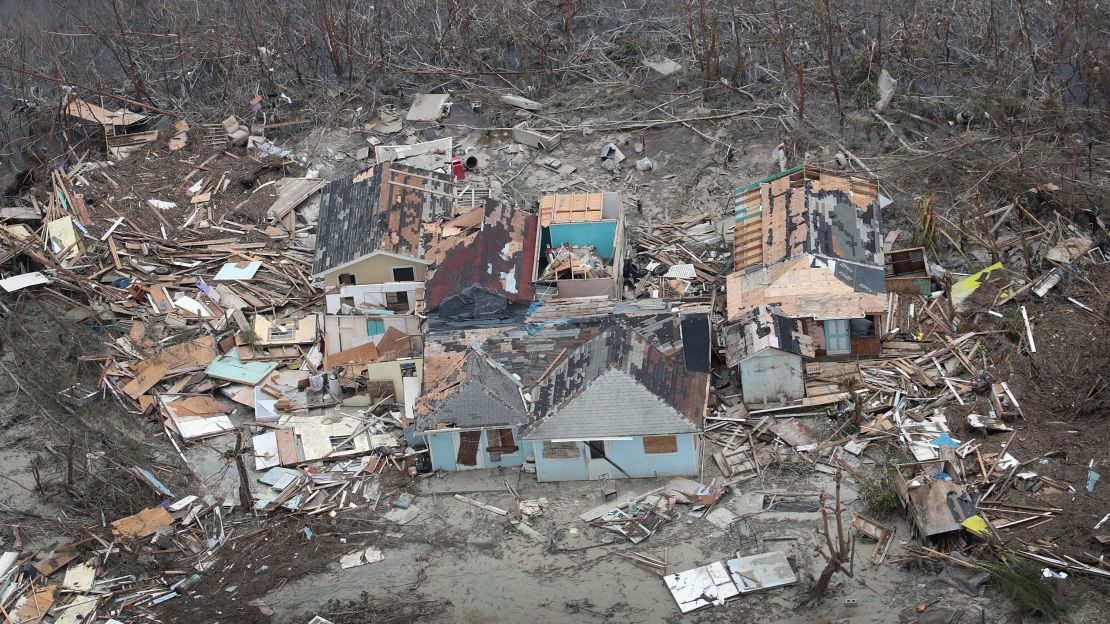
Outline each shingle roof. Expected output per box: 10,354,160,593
525,369,697,439
724,304,814,366
415,350,528,430
733,166,883,269
422,319,605,390
311,163,453,276
521,315,708,440
422,200,538,317
727,166,887,322
420,308,711,440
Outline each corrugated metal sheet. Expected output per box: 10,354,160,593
663,263,697,279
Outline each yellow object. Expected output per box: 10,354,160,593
46,216,81,261
951,262,1004,309
961,514,989,535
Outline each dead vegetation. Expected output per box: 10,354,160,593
0,1,1107,622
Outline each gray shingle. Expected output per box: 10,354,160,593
417,352,528,430
523,369,698,439
312,162,453,276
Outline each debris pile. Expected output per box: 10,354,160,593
628,212,731,299
540,244,611,281
0,42,1105,620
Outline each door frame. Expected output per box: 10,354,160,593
585,440,612,480
451,429,485,470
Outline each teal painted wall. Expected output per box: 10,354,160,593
532,434,699,482
546,221,617,259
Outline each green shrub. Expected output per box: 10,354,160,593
859,476,900,520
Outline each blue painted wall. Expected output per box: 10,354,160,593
532,434,699,482
534,444,589,482
546,221,617,259
480,428,527,468
425,430,457,472
423,427,531,472
607,434,698,478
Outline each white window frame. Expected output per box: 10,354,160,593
390,264,418,282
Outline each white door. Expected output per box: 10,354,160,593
584,440,613,480
824,319,851,355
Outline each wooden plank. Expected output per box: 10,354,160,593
800,392,851,406
453,494,508,515
104,235,123,269
122,336,217,399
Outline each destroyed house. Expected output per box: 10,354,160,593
325,281,425,315
416,350,531,471
323,314,424,405
726,166,887,358
536,192,624,299
724,305,814,405
414,314,610,473
422,200,540,319
64,98,158,158
415,307,710,481
311,162,453,291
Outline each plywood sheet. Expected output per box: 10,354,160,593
110,506,174,539
12,585,56,624
539,193,604,226
122,336,217,399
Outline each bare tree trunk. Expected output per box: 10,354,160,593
799,471,853,607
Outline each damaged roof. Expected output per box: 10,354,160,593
419,308,710,438
726,254,888,321
527,368,695,439
422,319,606,391
734,166,883,269
311,162,453,276
522,313,709,440
415,349,528,431
724,304,815,366
422,200,538,317
727,166,887,321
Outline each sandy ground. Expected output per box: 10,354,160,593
258,466,1001,624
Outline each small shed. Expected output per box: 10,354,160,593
725,305,813,405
